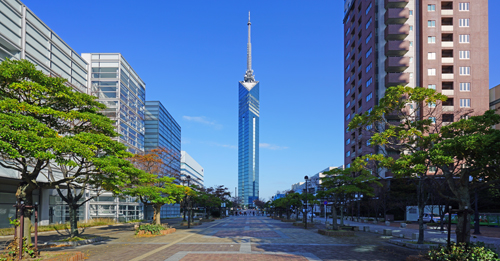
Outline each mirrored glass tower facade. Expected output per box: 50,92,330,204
238,13,259,207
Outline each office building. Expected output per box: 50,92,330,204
0,0,89,227
81,53,145,155
238,13,260,206
143,101,182,219
491,85,500,130
181,151,204,188
343,0,489,176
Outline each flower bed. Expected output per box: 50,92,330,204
318,229,355,237
136,228,176,236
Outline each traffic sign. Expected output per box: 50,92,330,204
324,201,328,205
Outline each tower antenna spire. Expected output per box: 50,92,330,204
244,11,255,82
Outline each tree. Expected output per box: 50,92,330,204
320,164,379,230
350,85,500,243
125,148,183,225
0,59,121,242
430,110,500,242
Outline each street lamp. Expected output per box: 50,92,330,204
304,175,309,229
187,176,191,229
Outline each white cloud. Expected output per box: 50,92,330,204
259,143,289,150
183,116,222,129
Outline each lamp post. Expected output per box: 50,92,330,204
305,175,309,229
187,176,191,229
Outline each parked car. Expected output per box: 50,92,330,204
420,213,441,223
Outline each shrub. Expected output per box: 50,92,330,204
136,224,166,235
427,242,499,261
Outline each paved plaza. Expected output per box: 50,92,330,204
27,216,421,260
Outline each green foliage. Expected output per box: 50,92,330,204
8,218,19,227
427,242,499,261
135,224,166,235
0,237,38,260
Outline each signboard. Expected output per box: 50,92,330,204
324,201,328,205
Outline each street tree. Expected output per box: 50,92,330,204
125,148,184,225
0,59,124,241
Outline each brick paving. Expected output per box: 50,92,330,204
20,215,427,260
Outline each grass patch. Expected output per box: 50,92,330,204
0,218,117,236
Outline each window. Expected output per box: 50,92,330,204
345,27,351,36
428,52,436,60
366,32,372,44
366,125,373,130
410,26,413,31
346,76,351,84
459,50,470,59
428,84,436,89
460,82,471,91
368,107,373,113
366,62,372,73
459,19,470,27
460,98,471,108
410,57,413,63
345,39,350,48
409,10,413,15
366,77,373,87
428,20,436,27
428,4,436,11
366,47,373,58
459,34,470,43
429,117,436,123
366,92,373,102
410,41,413,47
346,163,351,168
429,166,437,173
346,127,349,133
346,114,351,121
346,101,351,108
366,17,372,29
345,89,351,96
345,64,350,72
428,36,436,43
346,52,351,60
410,73,414,79
366,140,371,146
428,68,436,76
346,151,351,157
366,2,372,14
346,139,351,145
459,3,470,11
428,102,436,108
459,67,470,75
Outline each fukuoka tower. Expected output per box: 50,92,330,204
238,12,259,207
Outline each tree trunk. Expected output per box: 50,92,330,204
417,178,426,244
16,183,35,245
153,204,162,225
340,206,344,226
456,189,471,243
332,206,338,230
69,205,79,237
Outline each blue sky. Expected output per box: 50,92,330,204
23,0,500,200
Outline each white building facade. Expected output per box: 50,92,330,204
181,151,204,188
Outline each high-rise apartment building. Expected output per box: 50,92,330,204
238,13,260,206
81,53,146,155
343,0,489,176
181,151,204,188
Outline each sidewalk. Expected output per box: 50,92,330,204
312,217,500,246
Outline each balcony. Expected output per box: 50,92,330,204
443,105,454,112
385,72,409,87
385,0,409,8
385,40,410,56
442,73,454,79
442,57,454,63
441,10,453,16
442,41,454,48
442,90,454,96
441,25,453,32
385,8,410,24
384,24,410,40
385,56,410,72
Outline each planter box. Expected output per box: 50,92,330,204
293,222,315,228
340,226,359,231
318,229,355,237
136,228,176,236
